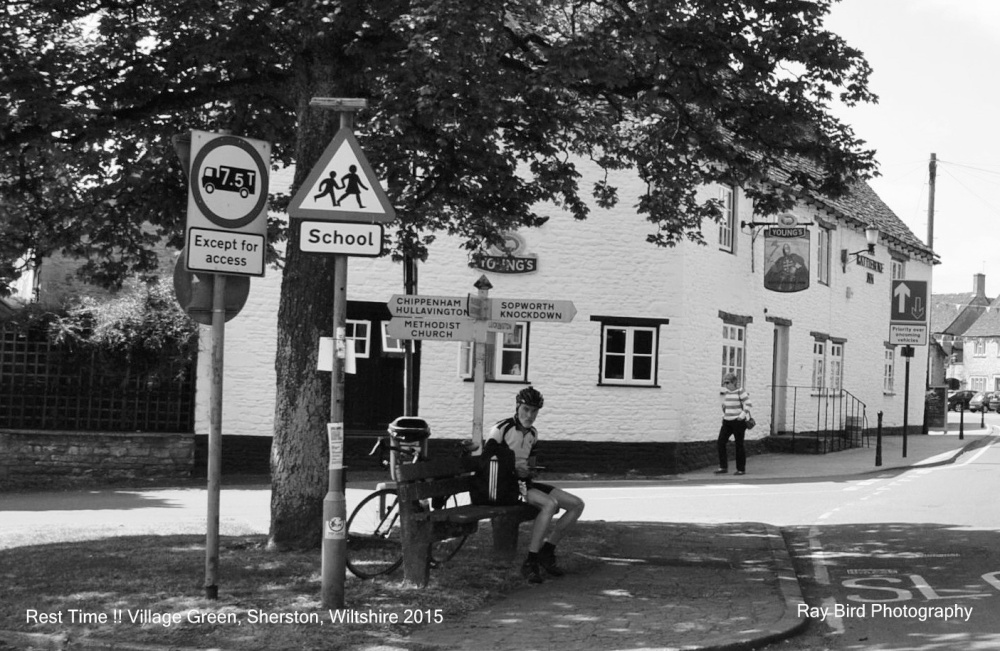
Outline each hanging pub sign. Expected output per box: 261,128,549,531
763,215,810,293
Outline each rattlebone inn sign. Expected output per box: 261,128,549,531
763,214,810,293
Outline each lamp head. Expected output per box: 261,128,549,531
864,225,880,254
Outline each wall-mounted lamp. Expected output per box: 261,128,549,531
840,225,880,272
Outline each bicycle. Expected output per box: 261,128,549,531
345,417,470,579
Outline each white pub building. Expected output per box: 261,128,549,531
196,163,936,473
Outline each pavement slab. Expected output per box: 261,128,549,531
399,522,803,651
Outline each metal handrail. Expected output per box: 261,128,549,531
770,385,869,453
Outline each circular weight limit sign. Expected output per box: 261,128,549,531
191,135,269,229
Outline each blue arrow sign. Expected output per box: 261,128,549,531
890,280,928,324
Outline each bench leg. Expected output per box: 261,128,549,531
491,513,522,562
401,521,433,587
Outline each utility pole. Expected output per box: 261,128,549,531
927,153,936,249
925,153,937,431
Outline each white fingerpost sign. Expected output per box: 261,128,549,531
388,294,471,319
490,298,577,322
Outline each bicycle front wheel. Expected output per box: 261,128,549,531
346,488,403,579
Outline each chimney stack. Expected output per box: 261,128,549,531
974,273,987,298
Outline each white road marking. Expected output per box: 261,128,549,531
822,596,845,634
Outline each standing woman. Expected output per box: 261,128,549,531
717,372,752,475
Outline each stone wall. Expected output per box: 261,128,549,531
193,433,772,479
0,430,194,490
0,429,786,489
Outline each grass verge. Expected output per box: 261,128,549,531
2,521,619,651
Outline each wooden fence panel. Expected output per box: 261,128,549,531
0,325,196,433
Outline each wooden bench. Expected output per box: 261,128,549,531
395,455,537,586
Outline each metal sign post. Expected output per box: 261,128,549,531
889,281,927,461
175,131,268,600
322,235,349,610
324,108,358,611
205,273,226,599
471,276,493,451
901,345,915,457
290,98,392,611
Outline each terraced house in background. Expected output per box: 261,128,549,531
932,273,1000,395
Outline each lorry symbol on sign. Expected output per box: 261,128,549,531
201,165,256,199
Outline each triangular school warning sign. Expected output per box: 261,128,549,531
287,128,396,223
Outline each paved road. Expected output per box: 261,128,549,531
1,484,273,549
2,427,992,548
781,437,1000,650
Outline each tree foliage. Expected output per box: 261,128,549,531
2,0,878,547
4,278,198,381
3,0,877,282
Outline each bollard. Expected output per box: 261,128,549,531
981,404,985,428
875,411,883,467
960,404,965,440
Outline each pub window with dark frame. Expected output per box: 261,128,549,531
459,323,529,382
592,316,669,387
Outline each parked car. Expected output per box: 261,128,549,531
989,393,1000,413
969,392,994,413
948,390,977,411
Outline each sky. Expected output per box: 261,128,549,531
822,0,1000,295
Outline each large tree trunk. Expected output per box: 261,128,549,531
267,60,344,551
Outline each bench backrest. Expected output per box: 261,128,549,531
395,456,477,504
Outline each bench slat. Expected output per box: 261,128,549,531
395,456,476,483
423,503,537,524
398,475,474,503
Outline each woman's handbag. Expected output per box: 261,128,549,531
739,396,756,430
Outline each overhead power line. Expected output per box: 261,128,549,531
936,159,1000,177
939,166,1000,220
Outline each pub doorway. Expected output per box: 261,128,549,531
345,301,406,431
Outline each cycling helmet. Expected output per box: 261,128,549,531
516,386,544,409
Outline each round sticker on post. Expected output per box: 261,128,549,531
325,517,346,539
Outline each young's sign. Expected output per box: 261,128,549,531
763,227,810,293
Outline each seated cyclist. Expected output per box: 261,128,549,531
485,386,585,583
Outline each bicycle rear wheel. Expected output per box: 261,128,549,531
429,493,467,566
346,488,403,579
